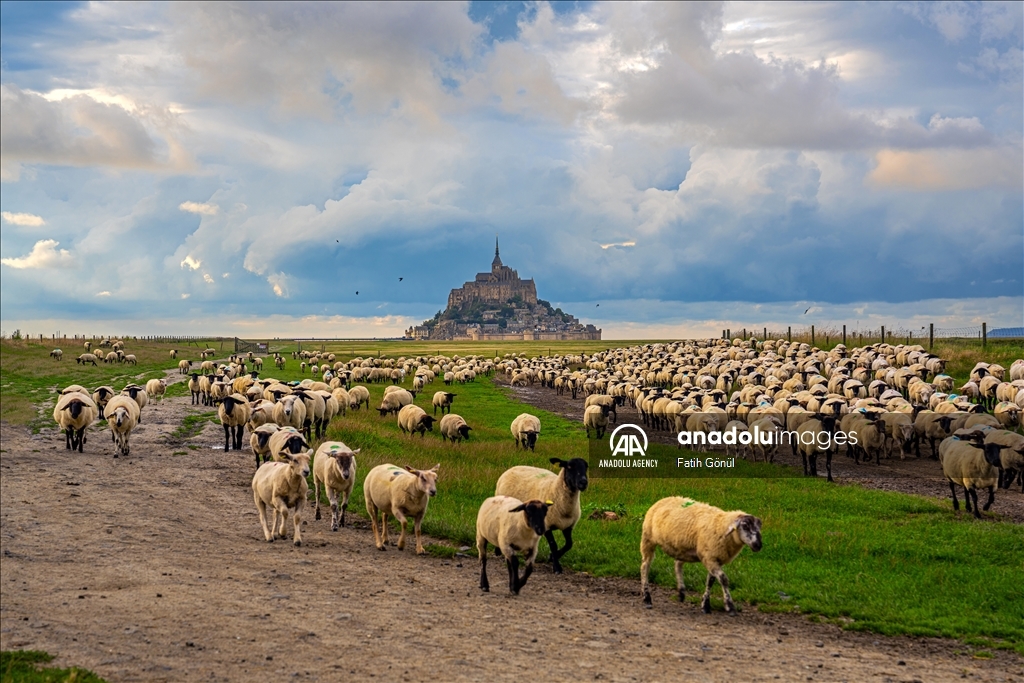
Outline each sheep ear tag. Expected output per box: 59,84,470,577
545,500,554,506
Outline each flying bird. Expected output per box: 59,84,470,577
399,277,403,282
804,307,811,314
355,291,359,295
336,240,339,243
596,303,600,307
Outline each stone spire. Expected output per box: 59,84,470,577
492,235,502,269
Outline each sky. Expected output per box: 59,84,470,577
1,1,1021,339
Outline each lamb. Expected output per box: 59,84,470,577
495,458,588,574
379,388,414,416
511,413,541,451
938,435,1005,519
397,404,436,437
439,413,472,442
178,359,191,375
476,496,552,595
583,404,612,439
53,392,98,452
50,348,63,361
432,391,456,415
76,353,98,366
218,393,252,451
273,394,307,432
312,441,360,531
363,463,440,554
145,378,166,401
640,497,762,614
347,385,370,411
252,448,312,545
91,386,115,419
104,395,140,458
249,423,280,469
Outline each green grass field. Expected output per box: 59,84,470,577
2,335,1022,652
1,650,106,683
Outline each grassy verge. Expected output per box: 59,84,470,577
315,375,1024,652
1,650,106,683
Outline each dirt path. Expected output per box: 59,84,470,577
498,378,1024,524
1,392,1022,682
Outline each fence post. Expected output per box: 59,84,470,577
742,328,746,340
842,325,846,346
811,325,815,346
727,328,731,340
787,326,791,343
763,327,767,340
881,325,885,344
982,322,987,348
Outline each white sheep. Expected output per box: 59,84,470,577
50,348,63,361
249,423,280,469
938,435,1005,519
347,385,370,411
252,449,312,545
363,463,439,554
640,497,762,614
53,392,98,452
495,458,588,574
120,384,148,423
218,393,252,451
432,391,456,416
312,441,360,531
170,349,178,359
438,413,472,442
510,412,541,451
584,404,611,439
104,395,140,458
178,359,191,375
273,394,307,432
145,378,166,402
397,404,436,437
91,386,116,419
379,388,414,416
476,496,552,595
76,353,98,366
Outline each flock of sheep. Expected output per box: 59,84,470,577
46,337,1021,609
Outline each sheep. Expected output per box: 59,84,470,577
267,426,311,464
881,412,916,460
682,413,719,452
120,384,149,423
178,359,192,375
511,413,541,451
843,412,887,465
585,394,618,423
347,385,371,411
748,416,781,462
84,341,91,351
145,378,166,402
363,463,440,554
53,392,98,452
331,387,349,417
984,429,1024,491
723,420,752,459
91,386,115,419
200,360,215,375
252,448,312,545
123,354,137,366
273,394,307,432
186,372,203,405
76,353,98,366
104,351,119,364
397,404,436,437
170,349,177,359
584,404,612,438
50,348,63,361
476,496,552,595
914,412,956,458
795,416,837,482
495,457,588,574
293,389,326,440
938,435,1005,519
104,395,140,458
249,423,280,469
218,393,252,451
439,413,472,442
432,391,456,416
640,497,762,614
993,402,1021,429
61,384,90,397
379,388,414,416
312,441,360,531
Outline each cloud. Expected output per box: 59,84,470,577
179,201,219,216
96,291,111,297
1,239,75,269
181,293,190,299
1,211,45,226
267,272,290,297
868,146,1024,190
203,273,215,284
180,255,202,270
600,240,636,249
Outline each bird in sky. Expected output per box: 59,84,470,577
336,240,339,243
804,307,811,314
399,277,403,282
596,303,600,307
355,291,359,295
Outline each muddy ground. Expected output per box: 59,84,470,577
1,373,1022,682
498,378,1024,524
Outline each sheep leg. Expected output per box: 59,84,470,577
413,513,426,555
313,476,322,521
77,428,85,453
544,530,563,573
394,510,408,550
223,424,231,451
674,560,686,602
255,495,274,542
272,497,290,538
825,450,834,483
328,487,341,532
235,425,244,450
800,453,809,476
969,488,982,519
290,505,302,546
506,554,521,595
981,486,995,512
715,568,736,615
701,572,717,614
948,481,960,510
65,427,73,450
